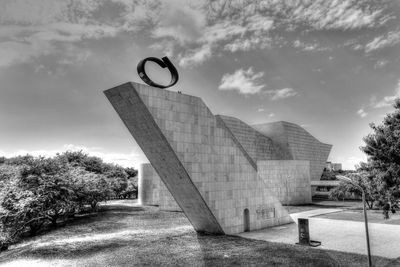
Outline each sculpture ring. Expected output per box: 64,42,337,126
137,56,179,89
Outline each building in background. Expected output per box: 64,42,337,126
326,162,343,171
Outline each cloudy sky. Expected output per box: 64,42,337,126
1,0,400,170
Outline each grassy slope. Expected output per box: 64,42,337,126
0,200,399,267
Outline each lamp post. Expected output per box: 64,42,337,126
337,175,372,267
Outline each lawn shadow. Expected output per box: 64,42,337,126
193,232,396,267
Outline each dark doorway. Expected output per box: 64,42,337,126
244,208,250,232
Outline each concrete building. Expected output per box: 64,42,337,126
326,162,343,171
105,82,331,234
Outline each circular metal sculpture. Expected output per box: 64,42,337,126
137,56,179,89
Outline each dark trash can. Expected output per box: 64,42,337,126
296,218,321,247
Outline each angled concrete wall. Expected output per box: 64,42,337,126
253,121,331,182
105,83,223,234
105,82,291,234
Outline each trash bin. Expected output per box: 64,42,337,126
296,218,321,247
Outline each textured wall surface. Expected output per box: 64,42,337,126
138,164,160,205
257,160,311,205
141,159,311,209
218,116,292,167
159,182,181,211
140,163,181,211
105,82,291,234
253,122,331,183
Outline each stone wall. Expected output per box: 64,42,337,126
105,82,291,234
257,160,311,205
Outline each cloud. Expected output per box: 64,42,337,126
365,31,400,53
153,11,275,66
370,80,400,108
0,40,52,67
265,88,298,101
178,44,212,67
286,1,387,31
374,59,389,69
219,68,265,95
159,0,392,66
224,35,271,52
292,40,330,52
357,108,368,118
0,0,155,67
151,0,206,45
268,113,275,117
257,108,265,112
0,0,396,68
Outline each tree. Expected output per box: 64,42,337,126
360,98,400,205
0,152,138,251
70,168,112,211
125,167,138,179
104,165,128,198
1,156,76,235
57,151,104,174
329,171,383,209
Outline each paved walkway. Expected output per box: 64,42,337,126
238,209,400,259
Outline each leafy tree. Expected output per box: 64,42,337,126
121,178,138,199
0,152,137,250
1,157,75,234
70,168,112,211
125,167,138,179
320,169,336,180
1,188,47,236
360,98,400,205
57,151,104,174
104,165,128,198
329,171,383,209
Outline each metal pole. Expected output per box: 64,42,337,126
362,191,372,267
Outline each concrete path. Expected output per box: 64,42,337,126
290,208,343,222
238,209,400,259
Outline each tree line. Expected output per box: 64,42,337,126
0,151,137,251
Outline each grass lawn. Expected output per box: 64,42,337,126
315,209,400,224
0,200,399,267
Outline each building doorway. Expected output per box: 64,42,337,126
244,208,250,232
